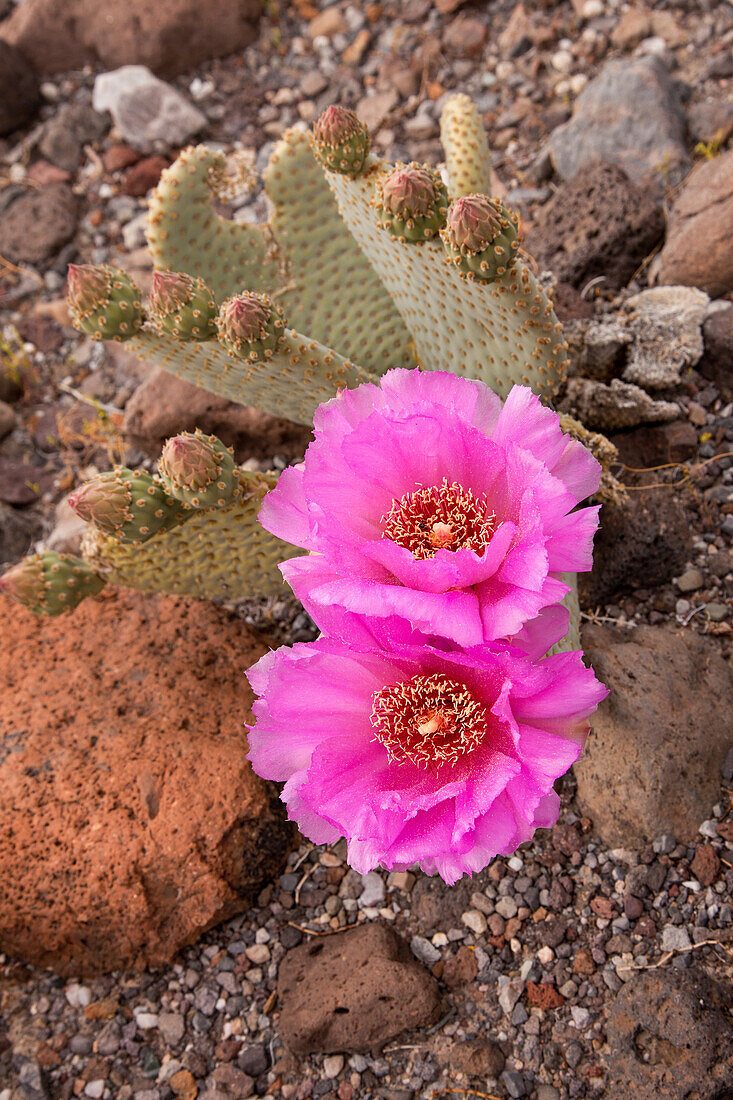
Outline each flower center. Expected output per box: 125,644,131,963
381,478,495,559
370,672,487,769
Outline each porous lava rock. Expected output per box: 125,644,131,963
123,367,312,464
578,487,691,605
277,923,441,1054
575,624,733,846
606,968,733,1099
651,150,733,298
0,0,261,77
526,161,664,291
0,589,295,975
0,41,41,137
0,183,78,266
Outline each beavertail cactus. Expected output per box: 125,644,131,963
0,552,106,616
67,264,143,341
312,105,370,177
67,468,187,543
2,94,625,621
375,164,449,242
158,431,237,509
149,270,218,341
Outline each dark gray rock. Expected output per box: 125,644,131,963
0,41,41,137
0,183,78,266
548,57,689,188
39,101,109,173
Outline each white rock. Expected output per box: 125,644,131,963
495,896,518,920
462,909,488,935
245,943,271,964
323,1054,344,1078
84,1083,105,1099
93,66,206,152
537,946,554,965
134,1011,158,1029
661,924,691,952
622,286,709,391
358,871,386,908
65,983,92,1008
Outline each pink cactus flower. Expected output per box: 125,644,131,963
246,635,607,883
260,370,601,648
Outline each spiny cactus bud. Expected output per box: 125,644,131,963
67,468,188,543
67,264,143,341
0,552,106,616
149,270,218,341
216,292,285,360
158,430,237,509
312,106,370,178
375,163,449,243
441,194,520,282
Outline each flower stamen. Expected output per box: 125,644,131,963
381,478,495,559
370,672,487,769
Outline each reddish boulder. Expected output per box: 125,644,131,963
277,923,441,1054
0,0,261,78
651,150,733,298
122,367,312,464
0,589,294,975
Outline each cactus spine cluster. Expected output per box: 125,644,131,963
2,93,621,651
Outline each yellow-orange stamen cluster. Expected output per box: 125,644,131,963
370,672,488,769
381,478,495,559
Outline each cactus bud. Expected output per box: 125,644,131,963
158,430,237,509
67,264,144,341
67,468,187,543
0,552,106,616
216,292,285,360
375,163,448,243
312,106,370,178
149,270,218,341
441,194,520,282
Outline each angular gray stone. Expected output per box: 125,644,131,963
576,624,733,846
559,378,679,432
39,101,109,172
548,57,689,188
92,66,206,152
621,286,708,391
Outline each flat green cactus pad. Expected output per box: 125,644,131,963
325,163,567,400
124,326,377,425
82,471,300,601
440,93,494,199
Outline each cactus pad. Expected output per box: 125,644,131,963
439,93,494,199
82,471,300,601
